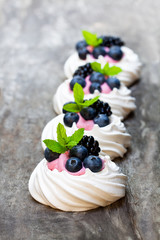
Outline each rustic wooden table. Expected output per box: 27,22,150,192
0,0,159,239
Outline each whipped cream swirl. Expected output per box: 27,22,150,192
53,79,136,120
41,114,131,160
64,46,141,87
28,155,126,211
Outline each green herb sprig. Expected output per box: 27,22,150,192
63,83,99,113
82,30,102,47
91,62,122,76
43,123,84,154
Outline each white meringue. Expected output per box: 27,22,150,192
53,79,136,120
64,46,141,87
28,155,126,211
41,114,131,160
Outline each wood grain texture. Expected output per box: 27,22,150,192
0,0,160,239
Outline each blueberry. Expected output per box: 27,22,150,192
64,112,79,127
80,107,97,120
76,40,87,51
90,72,105,84
106,77,120,90
83,155,102,172
94,114,110,127
70,76,86,90
89,82,101,93
69,145,88,161
63,101,76,113
92,46,106,59
65,157,82,172
44,148,60,162
78,48,89,60
108,46,123,60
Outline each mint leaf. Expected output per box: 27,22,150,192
82,30,97,46
102,63,109,75
90,62,103,73
73,83,84,104
91,62,122,77
57,123,67,146
63,83,100,112
79,96,99,107
107,66,122,76
43,125,84,154
82,30,102,47
63,103,80,113
97,38,103,46
69,128,84,144
43,139,67,153
67,141,78,149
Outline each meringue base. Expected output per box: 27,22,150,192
28,156,126,211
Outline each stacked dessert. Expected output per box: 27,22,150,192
29,30,141,212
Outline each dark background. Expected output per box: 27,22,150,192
0,0,159,239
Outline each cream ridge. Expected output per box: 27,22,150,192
41,114,131,160
64,46,141,87
28,155,126,211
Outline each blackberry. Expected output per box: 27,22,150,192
73,63,93,78
99,35,124,48
91,100,112,116
78,135,101,156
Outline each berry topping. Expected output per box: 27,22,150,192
76,40,87,51
64,112,79,127
94,114,110,127
44,147,60,162
92,46,107,59
63,83,112,128
63,83,100,117
63,101,76,113
89,82,101,93
70,76,86,90
99,36,124,47
76,31,125,63
108,46,123,61
91,100,112,116
80,107,97,120
69,145,88,161
78,135,101,156
83,155,102,172
90,62,122,78
106,77,120,90
78,48,89,60
65,157,82,172
73,63,93,78
89,72,106,84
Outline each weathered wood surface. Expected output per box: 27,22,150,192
0,0,160,239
